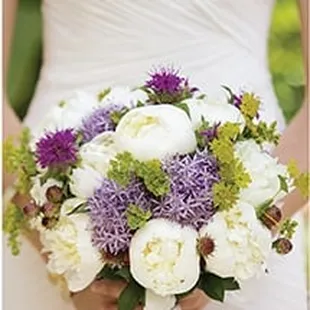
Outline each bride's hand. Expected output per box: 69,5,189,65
86,280,209,310
72,279,143,310
177,289,209,310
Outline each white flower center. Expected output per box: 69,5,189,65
141,238,185,292
125,114,160,137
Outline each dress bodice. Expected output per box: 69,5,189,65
25,0,284,129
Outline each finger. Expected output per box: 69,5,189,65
178,289,209,310
91,279,127,299
99,304,117,310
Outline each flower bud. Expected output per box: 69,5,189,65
23,201,40,218
102,250,130,266
261,205,282,230
198,236,215,257
272,238,293,255
46,185,63,203
41,202,59,218
41,216,58,229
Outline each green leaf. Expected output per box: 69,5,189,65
136,100,145,108
222,278,240,291
198,272,240,302
278,175,289,193
118,280,145,310
110,108,130,126
256,198,274,218
196,94,207,100
221,85,234,103
97,87,111,101
199,273,225,302
115,267,131,282
96,265,123,281
175,102,190,117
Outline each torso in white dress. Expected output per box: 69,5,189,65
4,1,307,309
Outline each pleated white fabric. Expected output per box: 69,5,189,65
4,1,307,309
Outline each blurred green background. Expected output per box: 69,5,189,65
8,0,305,122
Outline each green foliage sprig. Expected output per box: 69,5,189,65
126,204,152,230
108,152,170,197
287,160,310,198
279,219,298,239
210,122,251,210
4,128,37,193
241,119,280,145
3,202,26,256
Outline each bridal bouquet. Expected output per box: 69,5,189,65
4,67,308,309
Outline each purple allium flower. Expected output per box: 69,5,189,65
153,151,220,229
36,129,77,168
80,105,122,143
88,178,153,255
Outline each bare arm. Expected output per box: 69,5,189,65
273,0,309,218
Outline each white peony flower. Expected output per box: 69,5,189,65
130,218,200,296
40,204,103,292
30,91,99,149
70,165,103,199
185,98,245,130
200,201,271,280
115,105,197,161
69,132,118,198
79,132,118,174
144,289,176,310
100,86,148,109
30,178,63,206
235,140,291,207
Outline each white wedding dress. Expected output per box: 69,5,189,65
4,1,308,309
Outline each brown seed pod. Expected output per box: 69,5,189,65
261,205,282,230
198,236,215,257
23,201,40,218
272,238,293,255
46,186,63,203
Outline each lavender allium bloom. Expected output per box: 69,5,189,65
89,178,153,255
80,105,122,143
153,151,220,229
36,129,77,168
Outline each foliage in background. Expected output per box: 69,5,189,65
268,0,304,122
7,0,42,119
7,0,304,123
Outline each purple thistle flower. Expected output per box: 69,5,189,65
36,129,78,168
152,151,220,229
88,178,153,255
201,122,221,144
233,94,243,109
80,105,122,143
146,67,185,95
